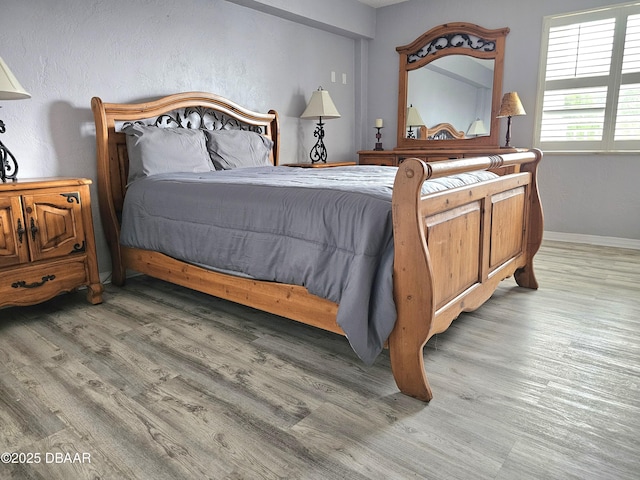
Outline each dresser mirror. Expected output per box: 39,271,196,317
396,23,510,149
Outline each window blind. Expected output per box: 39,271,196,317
621,13,640,74
536,3,640,151
545,19,614,81
616,14,640,141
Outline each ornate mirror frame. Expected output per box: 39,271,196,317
396,23,510,150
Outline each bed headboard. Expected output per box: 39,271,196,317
91,92,280,269
424,123,466,140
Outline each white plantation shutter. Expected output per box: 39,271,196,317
615,83,640,140
540,87,608,142
536,4,640,151
621,14,640,74
545,19,615,81
616,14,640,141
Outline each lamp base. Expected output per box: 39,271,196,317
309,119,328,164
0,119,19,182
502,115,513,148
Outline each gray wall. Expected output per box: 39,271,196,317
1,0,637,279
1,0,359,275
369,0,640,242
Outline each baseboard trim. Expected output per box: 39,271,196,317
544,231,640,250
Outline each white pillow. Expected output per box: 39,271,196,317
204,129,274,170
123,124,213,183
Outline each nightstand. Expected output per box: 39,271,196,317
285,161,357,168
0,177,103,308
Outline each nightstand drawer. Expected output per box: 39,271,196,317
0,258,88,307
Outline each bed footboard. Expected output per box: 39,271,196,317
389,150,543,401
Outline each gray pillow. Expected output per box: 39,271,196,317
123,124,213,183
204,129,274,170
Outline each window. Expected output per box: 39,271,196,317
535,2,640,152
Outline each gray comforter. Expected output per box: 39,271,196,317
120,165,497,364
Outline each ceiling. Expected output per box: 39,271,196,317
357,0,408,8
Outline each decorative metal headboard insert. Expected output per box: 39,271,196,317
118,106,264,133
428,130,458,140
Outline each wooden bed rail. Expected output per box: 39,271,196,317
422,149,543,179
389,149,543,401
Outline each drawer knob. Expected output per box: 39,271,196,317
11,274,56,289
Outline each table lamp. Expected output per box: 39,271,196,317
467,118,488,137
406,104,425,139
300,87,340,163
0,57,31,182
497,92,526,148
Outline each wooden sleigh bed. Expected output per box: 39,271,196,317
92,91,543,402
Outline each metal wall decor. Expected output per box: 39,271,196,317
408,33,496,64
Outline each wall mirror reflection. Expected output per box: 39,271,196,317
408,56,494,139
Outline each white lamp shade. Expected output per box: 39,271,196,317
467,118,488,136
301,88,340,119
406,105,425,127
0,57,30,100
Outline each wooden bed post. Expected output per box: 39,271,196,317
389,158,435,402
514,148,544,289
91,96,127,285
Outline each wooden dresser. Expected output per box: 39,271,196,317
0,177,103,308
358,147,519,166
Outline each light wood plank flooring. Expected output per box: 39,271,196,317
0,240,638,479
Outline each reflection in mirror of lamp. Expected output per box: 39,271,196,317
406,104,425,138
467,118,488,137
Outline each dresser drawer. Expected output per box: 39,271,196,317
359,156,396,166
0,258,89,308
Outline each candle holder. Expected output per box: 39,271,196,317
374,126,384,151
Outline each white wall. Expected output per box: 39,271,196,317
370,0,640,241
1,0,358,275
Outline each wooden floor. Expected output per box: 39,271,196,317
0,240,638,479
